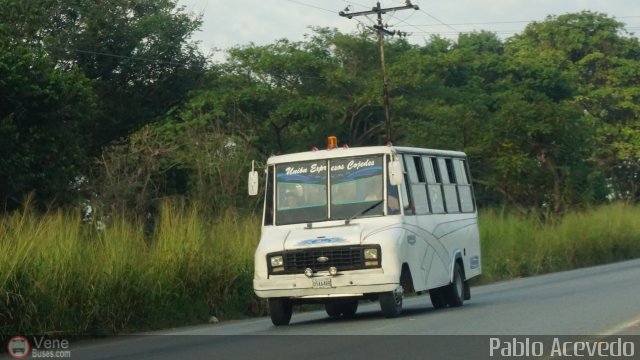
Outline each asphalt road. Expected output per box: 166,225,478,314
70,259,640,359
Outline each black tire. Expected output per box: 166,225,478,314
325,300,342,318
463,280,471,300
325,299,359,319
444,262,465,307
268,298,293,326
429,286,447,309
341,299,359,318
379,288,403,318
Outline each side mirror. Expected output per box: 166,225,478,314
248,171,259,196
248,160,259,196
389,158,404,186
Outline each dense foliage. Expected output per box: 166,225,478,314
1,6,640,336
1,8,639,214
1,0,207,210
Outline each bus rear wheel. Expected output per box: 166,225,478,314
444,262,465,307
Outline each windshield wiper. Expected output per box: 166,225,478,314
345,200,383,225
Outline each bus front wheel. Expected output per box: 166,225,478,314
326,298,359,319
429,287,447,309
379,286,403,318
268,298,293,326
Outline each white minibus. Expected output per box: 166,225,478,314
248,140,481,325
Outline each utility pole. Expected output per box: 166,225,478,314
339,1,419,143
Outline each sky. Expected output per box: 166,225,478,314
177,0,640,60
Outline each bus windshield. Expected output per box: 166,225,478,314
275,156,386,225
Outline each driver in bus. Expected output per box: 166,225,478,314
364,177,383,201
283,184,304,208
365,188,382,201
364,177,400,214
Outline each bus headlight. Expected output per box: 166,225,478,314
364,248,378,260
270,255,283,267
364,247,380,266
270,255,284,272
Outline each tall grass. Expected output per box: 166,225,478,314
478,203,640,283
1,202,639,335
0,202,262,336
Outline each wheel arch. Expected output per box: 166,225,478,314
400,262,415,294
450,250,466,283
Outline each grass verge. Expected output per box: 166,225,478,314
478,203,640,283
1,202,638,335
0,201,263,337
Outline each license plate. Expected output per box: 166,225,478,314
312,277,332,289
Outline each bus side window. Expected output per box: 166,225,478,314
424,157,445,214
454,159,475,212
439,158,460,213
400,155,414,215
407,155,430,215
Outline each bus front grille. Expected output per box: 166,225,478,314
267,245,383,275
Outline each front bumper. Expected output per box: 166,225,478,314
253,269,399,298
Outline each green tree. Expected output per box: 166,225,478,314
392,29,603,212
174,28,406,158
0,0,207,209
391,32,501,152
50,0,207,151
112,28,410,214
1,0,207,152
0,40,96,209
391,32,505,206
509,11,640,203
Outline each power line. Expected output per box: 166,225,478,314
342,0,460,36
402,20,536,27
284,0,337,14
341,0,372,10
286,0,640,37
415,9,459,34
396,15,640,28
44,45,194,67
390,0,460,34
381,4,426,36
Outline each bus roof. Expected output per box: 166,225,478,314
266,145,466,165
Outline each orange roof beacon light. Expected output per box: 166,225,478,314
327,136,338,150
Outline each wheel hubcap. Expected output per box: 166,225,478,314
455,271,463,296
394,286,404,305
